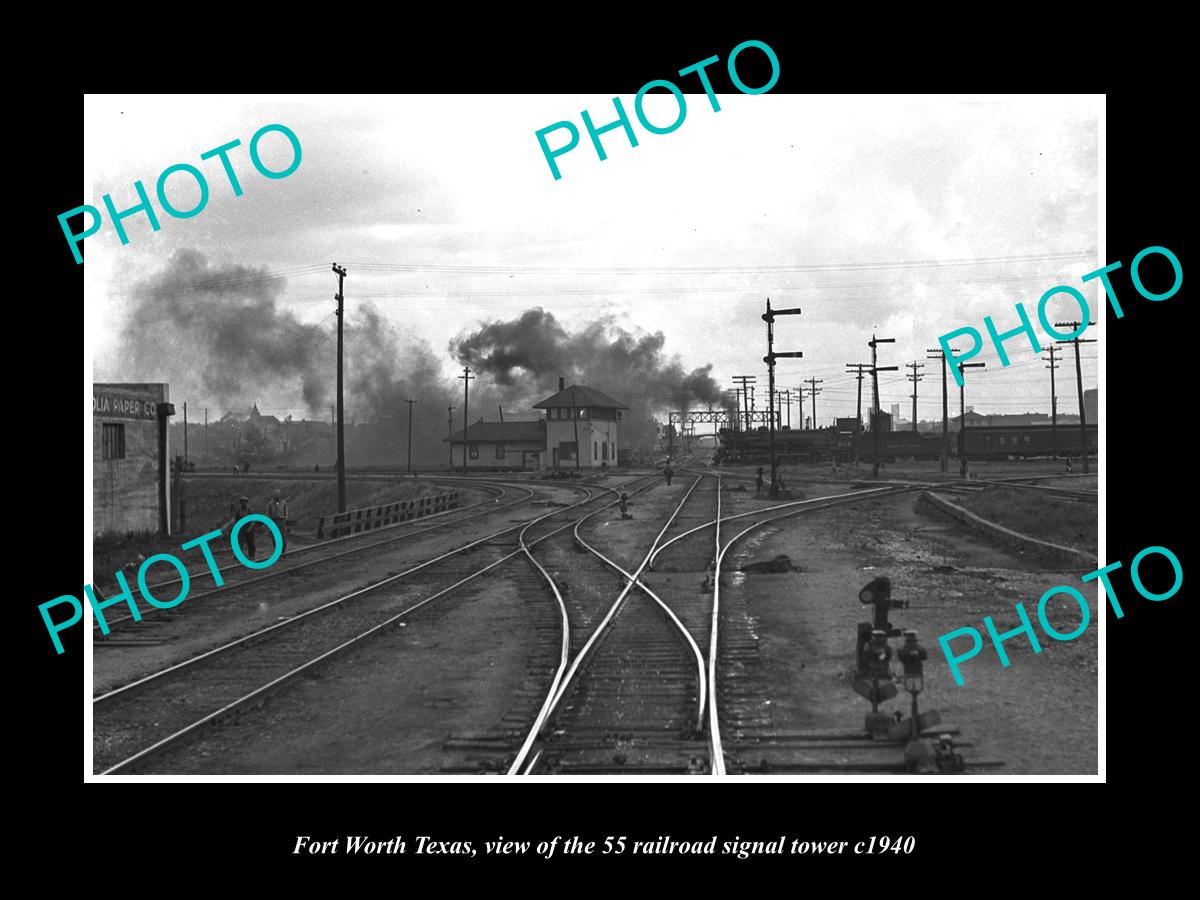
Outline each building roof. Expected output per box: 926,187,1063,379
533,384,628,410
445,420,546,443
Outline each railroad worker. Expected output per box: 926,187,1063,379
755,467,765,499
267,489,289,553
225,495,258,561
1065,456,1074,475
619,491,633,519
664,462,674,486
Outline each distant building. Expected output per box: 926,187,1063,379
445,420,545,470
869,410,893,432
890,403,901,423
534,379,627,469
835,416,860,433
1084,388,1098,424
94,383,173,537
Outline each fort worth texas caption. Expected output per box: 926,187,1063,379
293,835,913,858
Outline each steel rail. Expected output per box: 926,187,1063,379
98,477,659,776
706,473,725,775
649,484,909,570
707,485,913,776
509,475,708,776
94,482,591,705
503,478,662,775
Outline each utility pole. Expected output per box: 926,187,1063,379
1055,320,1096,474
805,377,823,431
447,405,455,469
845,364,869,465
571,388,581,470
762,298,804,498
869,335,898,479
732,375,756,432
183,401,189,464
957,362,986,477
1044,346,1060,462
925,348,958,474
782,389,791,428
459,366,474,472
332,263,348,513
404,398,417,475
906,361,925,433
204,407,208,462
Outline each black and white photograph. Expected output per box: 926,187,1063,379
82,89,1103,779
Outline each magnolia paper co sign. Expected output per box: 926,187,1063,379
93,390,159,420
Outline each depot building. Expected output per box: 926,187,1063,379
93,383,174,537
446,379,626,471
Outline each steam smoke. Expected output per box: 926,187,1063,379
113,249,331,411
113,254,722,464
452,308,723,448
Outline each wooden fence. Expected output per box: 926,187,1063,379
317,491,459,539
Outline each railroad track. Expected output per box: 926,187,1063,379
91,478,538,635
93,475,656,775
491,476,999,775
505,473,715,775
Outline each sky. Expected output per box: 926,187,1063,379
84,93,1101,431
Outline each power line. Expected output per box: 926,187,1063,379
343,250,1091,276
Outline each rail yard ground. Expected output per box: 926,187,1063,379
92,463,1098,776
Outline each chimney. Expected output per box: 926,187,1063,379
558,376,565,391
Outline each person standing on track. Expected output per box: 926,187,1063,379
664,462,674,486
267,488,289,553
755,467,765,499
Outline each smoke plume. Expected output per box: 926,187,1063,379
452,308,723,448
112,249,332,411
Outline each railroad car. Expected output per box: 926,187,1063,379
958,423,1097,460
717,422,1097,464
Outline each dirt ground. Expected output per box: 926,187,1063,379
145,566,549,774
101,467,1097,776
729,491,1097,774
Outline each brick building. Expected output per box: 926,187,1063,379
93,383,174,537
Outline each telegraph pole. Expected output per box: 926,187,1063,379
183,401,189,464
957,362,986,477
925,348,957,474
869,335,898,478
459,366,474,472
447,405,455,469
732,375,756,432
404,398,417,475
1044,346,1060,461
332,263,348,512
845,364,869,465
906,361,925,433
805,377,823,430
571,388,581,470
782,389,791,428
789,385,804,431
204,407,208,461
1055,321,1096,474
762,298,803,498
